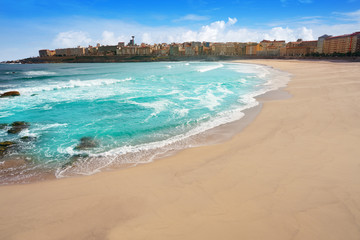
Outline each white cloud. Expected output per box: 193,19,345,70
53,31,92,48
154,18,313,43
174,14,209,22
50,16,358,49
99,31,127,45
335,9,360,22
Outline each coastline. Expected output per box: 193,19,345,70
0,61,288,184
1,59,360,240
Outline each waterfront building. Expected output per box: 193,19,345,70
285,40,318,56
98,45,117,56
245,43,260,55
317,35,332,53
169,44,180,56
128,36,135,46
55,47,85,56
85,45,98,56
257,40,286,56
39,49,55,57
323,32,360,54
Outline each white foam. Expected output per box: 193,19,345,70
34,123,68,131
48,62,291,179
23,71,56,76
0,111,14,118
173,108,189,118
129,99,172,115
87,63,288,166
197,63,224,72
216,83,233,95
43,104,52,110
200,90,223,111
11,78,132,94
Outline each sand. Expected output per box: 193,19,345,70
1,60,360,240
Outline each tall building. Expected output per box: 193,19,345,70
323,32,360,54
128,36,135,46
317,35,332,53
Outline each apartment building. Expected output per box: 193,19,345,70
323,32,360,54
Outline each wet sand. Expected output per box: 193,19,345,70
1,60,360,240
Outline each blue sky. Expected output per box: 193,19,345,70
0,0,359,61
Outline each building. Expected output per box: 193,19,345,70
97,45,117,56
55,47,85,56
285,40,318,56
317,35,332,53
257,40,286,56
323,32,360,54
85,46,98,55
39,49,55,57
169,44,180,56
128,36,135,46
245,43,260,55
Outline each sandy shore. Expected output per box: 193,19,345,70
1,60,360,240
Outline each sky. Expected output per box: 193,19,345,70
0,0,359,61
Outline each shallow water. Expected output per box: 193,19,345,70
0,62,289,184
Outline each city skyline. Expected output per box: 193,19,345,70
0,0,359,61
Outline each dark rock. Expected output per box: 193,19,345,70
20,136,36,142
0,91,20,98
0,141,16,157
0,123,8,129
0,141,15,147
7,121,30,134
74,137,98,150
31,94,38,97
61,153,89,169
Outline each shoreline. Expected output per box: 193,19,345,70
1,59,360,240
1,61,289,185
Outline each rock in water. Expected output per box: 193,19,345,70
20,136,36,142
61,153,89,169
0,123,8,129
0,141,16,157
74,137,98,150
7,121,30,134
0,91,20,98
0,141,15,147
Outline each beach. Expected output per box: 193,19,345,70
1,59,360,240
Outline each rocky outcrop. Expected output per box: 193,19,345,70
0,91,20,98
0,141,16,157
74,137,98,150
7,121,30,134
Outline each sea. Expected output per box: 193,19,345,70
0,62,290,184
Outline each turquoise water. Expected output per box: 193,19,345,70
0,62,288,183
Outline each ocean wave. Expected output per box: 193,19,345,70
1,62,291,182
23,71,56,76
11,78,132,94
128,99,173,114
55,63,290,179
0,111,14,118
197,63,224,72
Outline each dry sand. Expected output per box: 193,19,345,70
1,60,360,240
